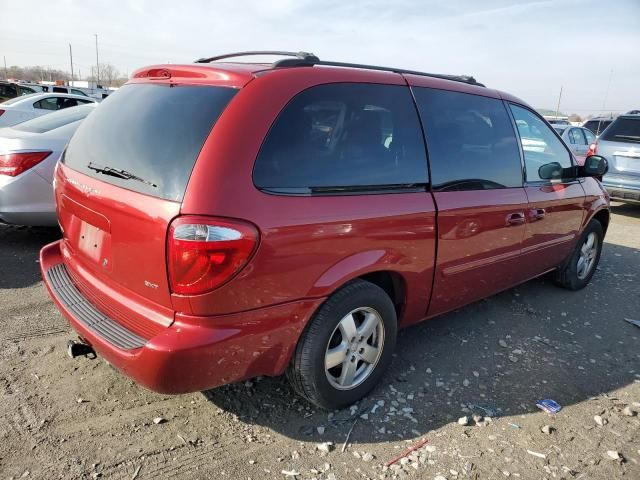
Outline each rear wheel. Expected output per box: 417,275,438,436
554,219,603,290
287,280,397,409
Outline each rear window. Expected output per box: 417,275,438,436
253,83,428,194
601,117,640,144
63,83,237,201
14,104,94,133
583,119,612,135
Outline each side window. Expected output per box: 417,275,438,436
509,104,572,182
52,86,68,93
253,83,428,192
0,84,17,97
77,99,93,105
71,89,87,96
19,86,36,96
413,87,522,191
33,97,59,110
569,128,586,145
584,129,596,144
59,98,79,109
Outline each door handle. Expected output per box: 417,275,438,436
530,208,546,221
506,212,526,226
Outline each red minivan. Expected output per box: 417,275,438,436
41,52,610,409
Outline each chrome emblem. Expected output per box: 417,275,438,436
102,258,108,268
144,280,159,289
67,178,100,196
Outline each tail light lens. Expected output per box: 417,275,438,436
587,142,598,157
0,151,52,177
168,216,259,295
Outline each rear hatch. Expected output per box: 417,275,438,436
599,116,640,178
56,77,238,333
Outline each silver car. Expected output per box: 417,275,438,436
597,114,640,205
0,104,96,226
552,125,596,165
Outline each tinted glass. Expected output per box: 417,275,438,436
584,129,595,144
510,104,572,182
13,104,94,133
0,84,17,97
583,119,612,135
34,97,59,110
253,83,427,193
63,84,236,201
601,117,640,144
413,88,522,191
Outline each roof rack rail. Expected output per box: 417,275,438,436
194,51,319,65
275,58,483,87
194,51,483,87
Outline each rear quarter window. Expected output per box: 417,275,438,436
253,83,428,194
63,83,237,201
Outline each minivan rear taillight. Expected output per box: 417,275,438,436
168,216,259,295
0,151,52,177
587,142,597,157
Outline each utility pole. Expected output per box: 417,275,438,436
3,56,7,79
94,33,100,86
69,43,74,86
555,86,563,120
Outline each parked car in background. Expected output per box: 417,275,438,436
0,103,97,226
0,92,96,127
582,116,615,136
553,125,596,164
0,81,38,102
40,52,610,409
547,118,570,126
592,114,640,204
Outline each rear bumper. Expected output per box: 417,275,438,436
40,240,324,394
0,169,57,226
602,175,640,204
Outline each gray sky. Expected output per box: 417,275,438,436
2,0,639,115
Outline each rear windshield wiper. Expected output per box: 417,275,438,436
87,162,157,188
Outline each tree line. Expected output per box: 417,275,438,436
4,63,128,88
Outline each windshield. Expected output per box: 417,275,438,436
601,117,640,144
63,83,237,201
13,104,95,133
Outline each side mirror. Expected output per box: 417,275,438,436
538,162,563,180
580,155,608,177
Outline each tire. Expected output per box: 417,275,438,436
554,219,604,290
287,279,397,410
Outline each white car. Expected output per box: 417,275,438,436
0,93,96,128
552,125,596,165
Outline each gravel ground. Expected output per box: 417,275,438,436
1,203,639,480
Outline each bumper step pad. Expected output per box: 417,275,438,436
46,263,146,350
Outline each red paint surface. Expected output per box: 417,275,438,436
41,62,609,394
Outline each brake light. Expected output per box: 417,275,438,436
587,142,598,156
168,216,259,295
0,151,52,177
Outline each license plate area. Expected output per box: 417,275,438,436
76,220,112,269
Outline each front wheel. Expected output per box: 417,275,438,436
554,219,604,290
287,280,397,410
